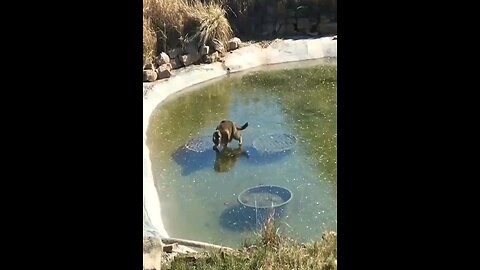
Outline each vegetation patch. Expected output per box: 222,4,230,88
143,0,233,65
164,217,337,270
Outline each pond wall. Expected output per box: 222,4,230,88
225,0,337,38
143,36,337,239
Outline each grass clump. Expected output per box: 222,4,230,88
143,0,233,65
165,217,337,270
143,15,157,66
185,1,233,47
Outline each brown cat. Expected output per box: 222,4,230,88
212,120,249,148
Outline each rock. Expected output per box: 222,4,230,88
199,44,209,56
276,23,286,36
212,51,219,59
180,53,201,66
318,23,337,35
155,52,170,66
202,55,211,64
143,69,157,82
296,5,309,18
167,47,183,59
170,56,183,69
262,23,276,36
320,14,333,24
277,3,286,15
287,9,295,17
209,38,224,53
161,63,172,71
296,18,310,31
163,243,178,253
156,65,172,79
144,62,154,70
185,42,199,56
227,37,241,51
266,5,276,16
286,24,296,34
203,51,219,63
265,15,276,23
276,21,281,32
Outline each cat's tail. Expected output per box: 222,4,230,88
237,122,249,130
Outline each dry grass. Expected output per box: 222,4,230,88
258,230,337,270
259,215,280,247
143,0,337,63
143,15,157,65
256,216,337,270
143,0,233,64
144,0,189,31
185,1,233,47
166,217,337,270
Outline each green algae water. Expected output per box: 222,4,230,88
146,59,337,248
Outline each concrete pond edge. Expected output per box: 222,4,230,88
143,36,337,261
